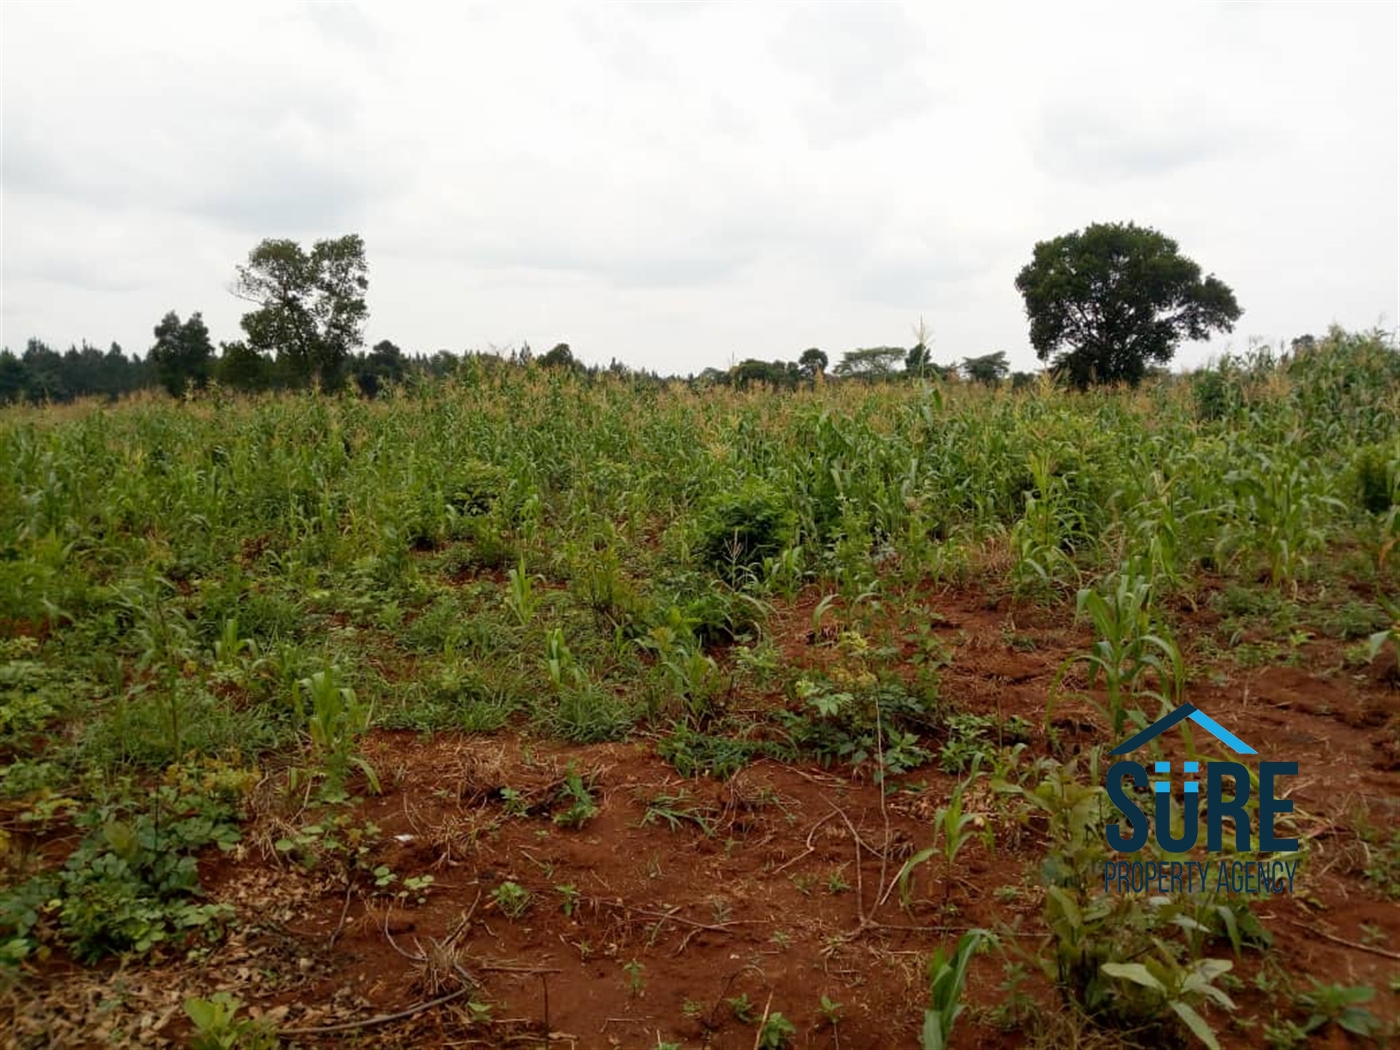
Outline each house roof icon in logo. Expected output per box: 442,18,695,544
1109,703,1257,756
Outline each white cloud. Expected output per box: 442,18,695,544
2,0,1395,373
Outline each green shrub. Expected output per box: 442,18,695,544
449,459,509,517
1348,444,1397,516
2,781,242,964
1192,367,1241,423
695,481,795,584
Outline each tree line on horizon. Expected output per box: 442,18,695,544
0,326,1026,406
2,219,1259,405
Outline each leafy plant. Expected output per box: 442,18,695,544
940,711,1031,774
622,958,646,998
506,553,544,625
1054,574,1184,737
727,992,756,1024
543,627,581,691
294,667,379,802
552,764,600,828
3,780,241,964
757,1011,796,1049
695,480,795,584
1100,954,1237,1049
490,881,532,919
184,992,277,1050
995,752,1247,1048
780,677,936,786
921,929,994,1050
556,883,581,917
275,812,391,891
640,606,729,726
819,995,843,1027
1295,982,1383,1039
896,768,988,913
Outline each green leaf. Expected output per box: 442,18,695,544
1336,1007,1382,1036
183,998,217,1030
1188,958,1233,985
1046,886,1083,930
1100,962,1167,993
1171,1000,1221,1050
920,1010,947,1050
1213,903,1241,957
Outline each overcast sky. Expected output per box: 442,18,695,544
3,1,1396,376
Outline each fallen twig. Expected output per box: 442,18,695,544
327,878,355,950
279,986,476,1036
1285,919,1400,961
752,991,775,1050
771,810,839,875
826,801,872,934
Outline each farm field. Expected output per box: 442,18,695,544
2,331,1399,1049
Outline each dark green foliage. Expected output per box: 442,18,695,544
0,656,67,752
679,587,767,645
2,782,242,964
834,346,907,380
1295,983,1384,1039
232,234,369,390
539,343,577,370
780,679,940,783
961,351,1009,385
450,460,510,517
1191,366,1239,422
1015,222,1242,389
1349,444,1396,515
731,359,801,390
0,339,152,404
695,481,795,584
352,339,408,397
150,311,215,398
906,342,934,377
215,340,273,392
658,724,790,778
939,712,1031,773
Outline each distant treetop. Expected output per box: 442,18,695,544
1015,221,1242,389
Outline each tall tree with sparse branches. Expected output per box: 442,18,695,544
231,235,368,390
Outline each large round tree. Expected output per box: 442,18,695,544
1014,222,1242,389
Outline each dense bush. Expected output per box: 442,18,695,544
694,480,795,584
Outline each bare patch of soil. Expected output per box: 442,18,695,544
8,588,1400,1048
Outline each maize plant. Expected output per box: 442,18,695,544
295,668,379,801
1054,574,1185,737
1010,449,1085,595
1223,442,1344,589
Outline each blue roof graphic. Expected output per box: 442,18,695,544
1109,703,1257,756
